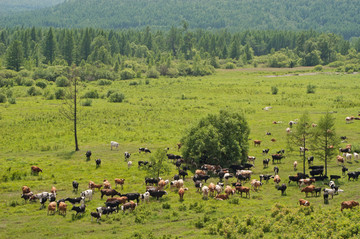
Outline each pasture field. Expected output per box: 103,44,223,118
0,68,360,238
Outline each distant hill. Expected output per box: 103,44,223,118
1,0,360,39
0,0,64,16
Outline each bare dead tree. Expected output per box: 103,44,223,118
59,66,80,151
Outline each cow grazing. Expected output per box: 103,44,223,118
354,152,359,161
127,161,132,169
124,152,131,161
247,156,256,164
277,184,287,195
138,161,149,167
145,177,160,186
91,212,101,222
345,153,352,162
208,183,216,197
111,141,119,150
178,170,188,180
115,178,125,189
286,128,291,133
271,138,276,142
22,186,31,194
202,186,209,199
31,166,42,175
178,188,188,201
298,178,315,188
263,158,270,168
215,184,223,195
299,199,310,206
95,158,101,167
266,131,271,135
106,196,128,204
121,201,137,212
288,175,299,184
337,155,345,165
72,181,79,192
341,200,359,211
251,180,262,191
236,170,252,181
307,156,314,165
299,147,309,156
144,148,151,153
141,192,150,203
314,187,322,197
348,172,360,181
342,165,348,176
273,175,281,185
103,179,111,189
330,175,341,181
339,148,350,153
274,166,279,175
21,192,33,202
71,204,86,216
157,179,166,189
323,191,329,204
85,151,92,160
272,154,284,164
58,202,67,216
301,185,315,197
262,149,270,155
65,197,85,205
224,186,235,196
81,189,93,201
194,181,203,192
259,174,273,183
323,188,336,199
236,186,250,198
47,202,57,215
193,174,211,183
100,189,121,199
293,161,298,171
340,136,347,141
253,140,261,146
122,193,140,203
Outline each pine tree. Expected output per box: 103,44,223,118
6,40,23,71
80,28,91,61
43,28,57,64
63,31,75,66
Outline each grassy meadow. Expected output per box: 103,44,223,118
0,68,360,238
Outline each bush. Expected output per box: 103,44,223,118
56,76,70,87
8,97,16,104
271,86,278,95
120,69,136,80
97,79,112,85
307,84,316,94
225,62,236,69
14,76,25,86
83,90,99,99
108,92,125,103
146,68,160,79
55,89,65,99
0,78,14,87
27,86,42,96
23,78,35,86
314,65,323,71
162,203,171,209
35,80,47,89
129,81,138,86
82,99,92,106
107,90,115,98
0,93,7,103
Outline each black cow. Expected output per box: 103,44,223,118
193,174,211,183
71,204,86,216
178,170,188,180
230,165,244,173
348,172,360,181
263,158,270,168
277,149,285,154
330,175,341,181
167,154,176,160
235,174,247,181
314,187,322,197
277,184,287,195
139,147,145,153
95,158,101,167
288,175,299,184
274,166,279,175
72,181,79,192
91,212,101,222
149,190,167,200
175,160,182,168
310,169,323,177
340,136,347,141
243,163,254,170
122,193,140,203
272,154,285,164
342,166,348,176
145,177,159,185
85,151,92,160
307,156,314,165
339,148,350,153
262,149,270,154
309,165,324,170
297,173,309,179
259,174,273,183
65,197,85,205
182,166,190,171
173,174,180,180
104,201,121,212
138,161,149,167
323,191,329,204
144,148,151,153
311,175,328,181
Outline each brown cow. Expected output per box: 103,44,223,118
106,196,128,204
337,155,345,165
298,178,315,188
253,140,261,146
100,189,121,199
251,180,262,191
158,180,166,189
178,187,188,201
121,201,137,212
273,175,281,185
208,183,216,197
301,185,315,197
47,202,57,215
103,179,111,189
341,200,359,211
299,199,310,206
215,194,229,200
58,202,67,216
22,186,31,194
236,186,250,198
271,138,276,142
31,166,42,175
51,186,57,194
224,186,235,196
114,178,125,189
195,170,207,175
90,183,103,191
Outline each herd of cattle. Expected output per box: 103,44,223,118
22,137,360,222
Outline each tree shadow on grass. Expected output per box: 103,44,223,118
56,151,76,160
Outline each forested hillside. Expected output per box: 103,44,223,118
0,0,64,16
1,0,360,39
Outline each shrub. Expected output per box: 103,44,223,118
23,78,34,86
55,89,65,99
83,90,99,99
82,99,92,106
307,84,316,94
314,65,323,71
0,93,7,103
271,86,278,95
97,79,112,85
162,203,171,209
108,92,125,103
145,79,150,85
27,86,42,96
14,76,25,86
55,76,70,87
107,90,115,98
146,68,160,79
35,80,47,89
129,81,138,86
0,78,14,87
8,97,16,104
225,62,236,69
167,68,179,78
120,69,136,80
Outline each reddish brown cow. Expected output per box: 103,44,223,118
100,189,121,199
236,186,250,198
253,140,261,146
215,194,229,200
299,199,310,206
301,185,315,197
22,186,31,194
48,202,57,215
114,178,125,189
106,196,128,204
271,138,276,142
121,201,137,212
90,183,103,191
341,200,359,211
58,202,67,215
274,175,281,185
224,186,235,196
178,188,188,201
195,170,207,175
51,186,57,194
31,166,42,174
103,179,111,189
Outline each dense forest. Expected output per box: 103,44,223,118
1,0,360,39
0,0,64,16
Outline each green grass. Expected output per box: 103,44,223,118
0,68,360,238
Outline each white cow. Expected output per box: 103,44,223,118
111,141,119,150
141,192,150,203
354,152,359,161
127,161,132,169
202,186,209,199
81,189,93,201
215,185,223,195
345,153,352,162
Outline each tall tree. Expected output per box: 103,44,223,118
43,28,57,64
60,66,80,151
311,112,339,176
287,112,313,174
145,149,171,178
63,31,74,66
6,40,23,71
80,28,91,61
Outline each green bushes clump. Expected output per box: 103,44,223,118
83,90,99,99
0,93,7,103
27,86,42,96
55,88,65,99
98,79,112,85
146,68,160,78
108,92,125,103
120,69,136,80
55,76,70,87
35,80,47,89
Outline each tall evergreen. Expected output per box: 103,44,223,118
80,28,91,61
43,28,57,64
6,40,24,71
63,31,75,66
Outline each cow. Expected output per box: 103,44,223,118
299,199,310,206
158,180,166,189
348,172,360,181
307,156,314,165
259,174,273,183
81,189,93,201
339,148,350,153
251,180,262,191
91,212,101,222
193,174,210,183
177,143,182,151
178,188,188,200
215,194,229,200
95,158,101,167
194,181,202,192
58,202,67,216
140,192,150,203
263,158,270,168
195,170,207,175
310,169,323,177
272,154,284,164
208,183,216,197
31,166,42,175
337,155,345,165
215,184,223,195
179,170,188,180
236,170,252,181
277,149,285,154
149,190,167,200
301,185,315,197
121,201,137,212
224,186,235,196
330,175,341,181
288,175,299,184
22,186,31,194
342,165,348,175
247,156,256,164
253,140,261,146
298,178,315,187
106,196,128,204
115,178,125,189
47,202,57,215
202,186,209,199
271,138,276,142
236,186,250,198
230,164,245,173
313,187,322,197
121,193,140,203
21,192,33,202
262,149,270,155
144,148,151,153
71,204,86,216
341,200,359,211
103,179,111,189
299,147,309,156
274,166,279,175
354,152,359,161
277,184,287,195
145,177,160,185
127,161,132,169
124,152,131,161
273,175,281,185
345,153,352,162
323,191,329,204
111,141,119,150
138,161,148,167
65,197,85,205
72,181,79,192
85,151,92,160
286,128,291,133
100,189,121,199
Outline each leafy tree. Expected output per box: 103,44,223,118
287,112,313,174
181,110,250,167
145,149,171,178
5,40,23,71
311,112,339,176
43,28,57,64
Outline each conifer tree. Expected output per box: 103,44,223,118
6,40,23,71
43,28,57,64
